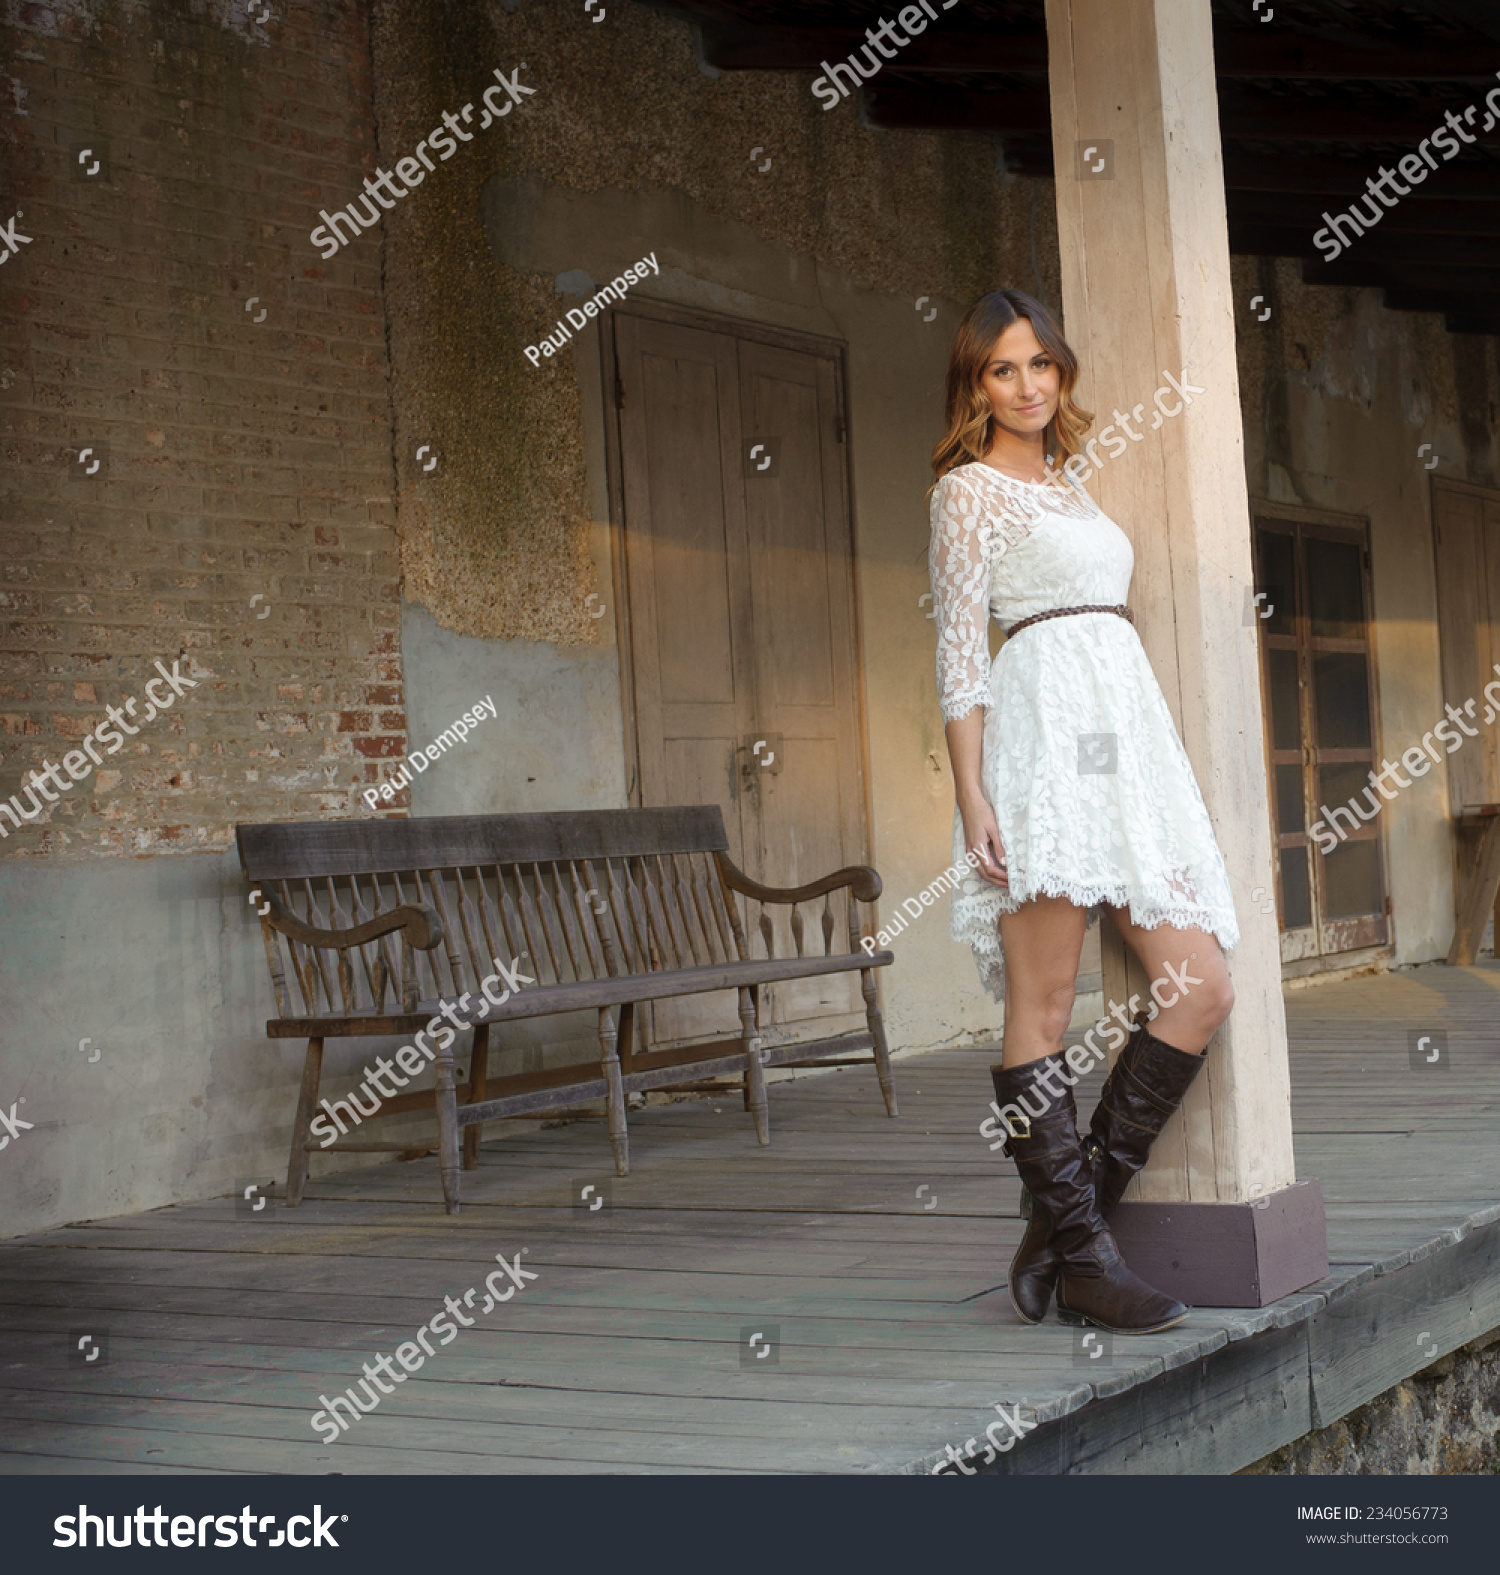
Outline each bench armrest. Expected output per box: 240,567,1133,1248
715,856,882,906
254,890,445,952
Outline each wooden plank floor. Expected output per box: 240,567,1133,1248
2,962,1497,1475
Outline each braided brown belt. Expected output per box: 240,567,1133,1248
1003,603,1134,640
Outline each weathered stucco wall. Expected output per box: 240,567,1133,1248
1234,257,1500,967
370,0,1056,648
0,848,458,1238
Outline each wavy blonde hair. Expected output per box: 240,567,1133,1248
930,290,1093,482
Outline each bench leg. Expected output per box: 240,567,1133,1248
861,967,899,1117
463,1024,489,1171
600,1006,629,1176
739,986,769,1145
435,1022,462,1214
286,1037,324,1208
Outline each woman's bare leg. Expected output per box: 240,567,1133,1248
1104,909,1235,1053
998,895,1090,1069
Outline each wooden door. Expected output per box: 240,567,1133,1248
1432,481,1500,813
736,340,865,1029
1253,509,1388,963
614,316,756,866
612,309,866,1046
1431,481,1500,959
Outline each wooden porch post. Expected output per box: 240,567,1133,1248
1044,0,1323,1300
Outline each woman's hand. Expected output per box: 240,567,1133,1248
943,710,1008,889
958,792,1008,890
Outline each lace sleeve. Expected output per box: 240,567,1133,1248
929,472,1001,723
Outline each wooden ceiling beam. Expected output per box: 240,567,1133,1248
1382,289,1500,314
864,79,1500,148
1223,149,1500,199
696,22,1049,74
1309,261,1500,294
1231,189,1500,237
1445,312,1500,333
1231,221,1499,266
1216,81,1500,143
694,19,1493,80
1212,32,1500,80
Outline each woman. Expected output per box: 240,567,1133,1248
928,290,1240,1335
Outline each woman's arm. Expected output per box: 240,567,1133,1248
945,709,1008,889
930,473,1009,889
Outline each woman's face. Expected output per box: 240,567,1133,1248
979,319,1060,441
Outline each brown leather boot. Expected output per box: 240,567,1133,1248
1054,1228,1189,1334
990,1056,1072,1323
1005,1026,1208,1310
995,1057,1189,1335
1086,1020,1208,1213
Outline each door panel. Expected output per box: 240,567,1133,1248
1433,484,1500,811
615,312,867,1048
639,353,738,708
756,733,861,1025
654,736,746,1041
741,355,840,711
616,317,759,1046
616,315,757,868
737,342,864,1029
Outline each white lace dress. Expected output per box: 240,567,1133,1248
929,460,1240,1001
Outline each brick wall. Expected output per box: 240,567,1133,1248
0,0,407,860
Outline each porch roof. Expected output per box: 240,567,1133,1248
666,0,1500,335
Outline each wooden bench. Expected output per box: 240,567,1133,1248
237,807,896,1212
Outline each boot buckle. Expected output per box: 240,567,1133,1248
999,1112,1030,1160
